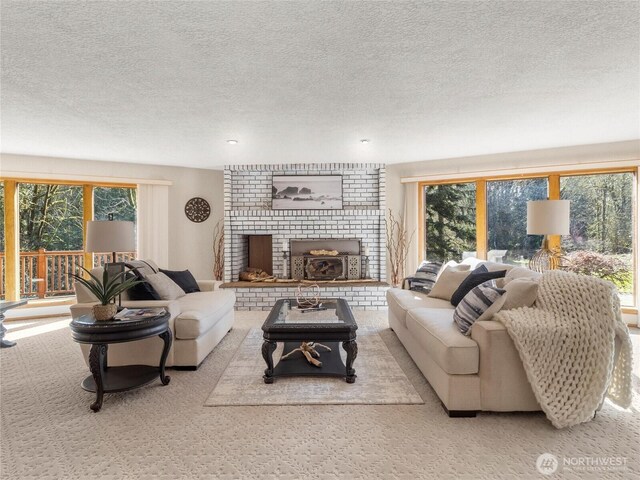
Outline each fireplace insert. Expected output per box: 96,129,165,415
305,256,347,280
290,239,362,281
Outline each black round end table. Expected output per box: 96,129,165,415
70,310,172,412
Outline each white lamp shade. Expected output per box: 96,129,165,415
85,221,136,253
526,200,570,235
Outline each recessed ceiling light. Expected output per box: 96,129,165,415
226,139,238,145
360,139,370,144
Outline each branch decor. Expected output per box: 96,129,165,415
386,209,414,288
213,219,224,281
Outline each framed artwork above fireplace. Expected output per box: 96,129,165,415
272,175,343,210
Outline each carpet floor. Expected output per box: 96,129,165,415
1,311,639,479
205,327,423,406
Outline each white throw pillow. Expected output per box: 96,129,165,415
502,278,539,310
145,272,186,300
428,267,472,301
505,267,542,282
437,261,471,279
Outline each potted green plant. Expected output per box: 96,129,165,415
70,267,143,321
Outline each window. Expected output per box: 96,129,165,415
19,183,83,251
0,180,137,301
18,183,83,298
420,168,636,309
486,178,548,265
423,183,476,262
561,172,635,307
93,186,137,266
94,186,137,222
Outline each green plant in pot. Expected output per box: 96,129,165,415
70,267,143,321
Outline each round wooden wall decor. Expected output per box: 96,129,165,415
184,197,211,223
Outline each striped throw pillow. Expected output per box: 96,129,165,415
408,261,442,293
453,280,506,336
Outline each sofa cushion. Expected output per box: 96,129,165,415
407,261,442,293
145,272,186,300
477,261,515,272
505,266,542,281
406,308,479,375
450,265,507,306
125,260,159,277
438,261,471,277
428,267,472,301
387,288,454,328
74,281,98,303
502,277,539,310
453,281,506,335
174,290,236,340
159,269,200,294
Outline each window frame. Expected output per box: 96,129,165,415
418,167,637,312
0,177,137,303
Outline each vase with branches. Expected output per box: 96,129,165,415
213,219,225,281
386,209,414,288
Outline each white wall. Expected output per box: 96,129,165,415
0,154,224,280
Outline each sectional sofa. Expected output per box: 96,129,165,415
387,259,541,416
70,260,236,369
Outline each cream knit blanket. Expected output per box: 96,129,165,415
494,270,633,429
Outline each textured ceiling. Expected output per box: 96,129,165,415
1,1,639,169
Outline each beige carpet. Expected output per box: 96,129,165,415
205,327,423,406
1,311,639,479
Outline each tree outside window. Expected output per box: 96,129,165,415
561,173,634,306
424,183,476,262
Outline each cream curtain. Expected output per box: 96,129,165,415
136,184,169,267
404,182,420,277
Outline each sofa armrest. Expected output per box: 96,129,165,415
197,280,222,292
471,320,539,411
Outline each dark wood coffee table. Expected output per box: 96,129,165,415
261,298,358,383
70,310,172,412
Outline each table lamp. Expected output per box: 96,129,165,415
527,199,570,272
86,218,136,264
85,217,136,308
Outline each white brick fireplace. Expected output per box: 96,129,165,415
223,163,386,282
221,163,389,310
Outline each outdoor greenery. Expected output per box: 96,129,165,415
487,178,547,263
94,187,137,222
561,173,634,296
424,183,476,262
18,183,84,251
0,182,136,253
423,172,634,304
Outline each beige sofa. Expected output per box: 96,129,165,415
387,259,540,416
70,261,235,369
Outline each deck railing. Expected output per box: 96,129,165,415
0,250,136,299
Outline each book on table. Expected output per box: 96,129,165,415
114,307,167,321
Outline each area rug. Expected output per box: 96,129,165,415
205,327,424,406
